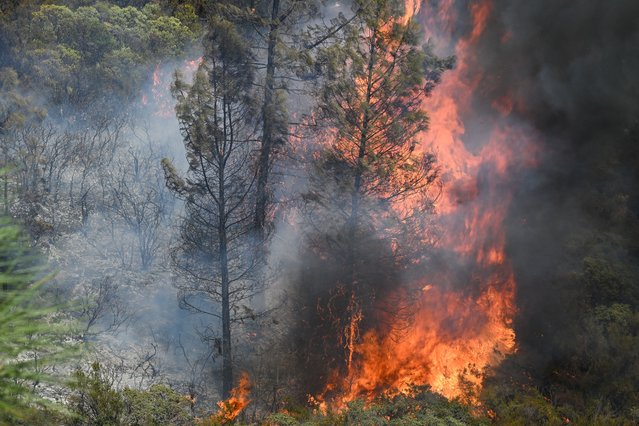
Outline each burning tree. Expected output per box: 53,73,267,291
162,18,262,399
292,0,451,399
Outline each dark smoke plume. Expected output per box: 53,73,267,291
452,0,639,380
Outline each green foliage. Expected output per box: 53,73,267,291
14,1,200,112
173,4,201,33
373,387,483,426
121,384,192,425
0,67,45,133
263,387,483,426
490,122,639,424
482,384,566,426
69,362,192,426
0,213,75,423
263,412,301,426
69,362,124,425
341,400,386,425
160,0,207,18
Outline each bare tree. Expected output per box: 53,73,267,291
106,146,173,270
75,276,131,339
68,115,125,227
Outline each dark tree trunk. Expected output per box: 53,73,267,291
254,0,280,235
350,11,379,230
218,156,233,399
345,20,379,372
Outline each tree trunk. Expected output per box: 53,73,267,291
350,16,379,229
347,20,378,277
344,18,379,373
218,160,233,399
254,0,280,235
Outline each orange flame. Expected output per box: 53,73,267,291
141,57,203,117
210,372,251,423
185,56,204,73
401,0,421,24
321,0,538,408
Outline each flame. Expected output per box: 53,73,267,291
152,63,162,87
141,57,203,117
321,0,538,408
401,0,421,24
185,56,204,73
210,372,251,423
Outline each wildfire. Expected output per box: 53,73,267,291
143,0,538,414
401,0,421,24
321,0,537,408
141,56,204,117
209,372,251,423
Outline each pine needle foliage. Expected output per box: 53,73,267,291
0,213,76,423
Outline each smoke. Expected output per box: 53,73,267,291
440,0,639,375
26,55,217,395
477,1,639,132
6,0,637,411
266,0,639,404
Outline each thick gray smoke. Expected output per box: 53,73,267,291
32,57,217,398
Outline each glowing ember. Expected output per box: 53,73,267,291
321,0,538,407
210,372,251,423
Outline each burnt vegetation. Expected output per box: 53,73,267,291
0,0,638,425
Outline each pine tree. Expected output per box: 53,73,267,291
213,0,322,236
294,0,451,391
162,17,261,399
315,0,449,227
0,212,75,422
